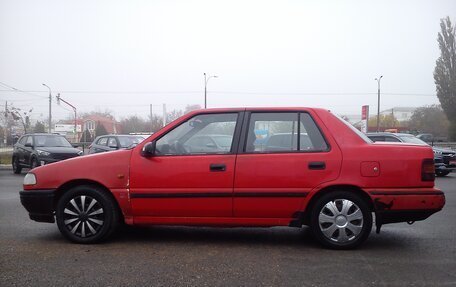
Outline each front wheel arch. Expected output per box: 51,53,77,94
54,179,125,224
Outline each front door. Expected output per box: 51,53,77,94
129,112,242,218
233,111,342,219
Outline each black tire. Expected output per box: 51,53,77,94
30,157,39,169
12,157,22,174
56,185,119,244
436,170,450,177
310,191,372,250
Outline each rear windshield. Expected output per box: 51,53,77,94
398,135,428,145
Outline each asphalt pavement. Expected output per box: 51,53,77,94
1,169,455,286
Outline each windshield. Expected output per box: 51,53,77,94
35,135,73,147
398,135,428,145
118,136,145,148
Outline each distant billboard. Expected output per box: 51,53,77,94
54,124,82,133
361,105,369,133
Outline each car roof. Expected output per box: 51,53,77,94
24,133,64,136
185,107,330,114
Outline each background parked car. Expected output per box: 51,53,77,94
12,133,83,174
366,132,455,176
416,133,448,143
182,134,233,153
88,135,146,154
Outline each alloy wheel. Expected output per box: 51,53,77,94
62,195,105,238
318,199,364,243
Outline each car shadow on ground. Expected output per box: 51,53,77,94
103,224,413,250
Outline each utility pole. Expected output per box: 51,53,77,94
162,104,167,127
374,76,383,132
204,73,218,109
3,101,7,144
56,93,77,141
42,83,52,133
150,104,153,133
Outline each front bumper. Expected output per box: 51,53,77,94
19,189,56,223
368,188,445,225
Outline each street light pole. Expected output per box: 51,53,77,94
42,83,52,133
204,73,218,109
374,76,383,132
56,93,77,139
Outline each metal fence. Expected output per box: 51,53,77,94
0,144,13,165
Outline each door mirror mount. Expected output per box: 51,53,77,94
25,143,33,148
141,141,156,157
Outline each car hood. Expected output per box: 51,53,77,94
26,149,132,190
35,146,81,154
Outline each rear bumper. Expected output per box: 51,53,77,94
367,188,445,225
19,189,56,223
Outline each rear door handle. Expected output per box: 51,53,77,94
308,161,326,170
210,163,226,172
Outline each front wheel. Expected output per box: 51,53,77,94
56,185,119,244
310,191,372,249
30,157,39,169
12,157,22,174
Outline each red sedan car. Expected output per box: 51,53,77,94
20,108,445,249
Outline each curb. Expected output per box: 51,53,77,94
0,164,12,170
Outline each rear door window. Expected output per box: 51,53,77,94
245,112,328,153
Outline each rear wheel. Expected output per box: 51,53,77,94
12,157,22,174
436,170,450,177
56,185,119,244
310,191,372,249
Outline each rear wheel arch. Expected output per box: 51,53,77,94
54,179,124,223
301,185,374,226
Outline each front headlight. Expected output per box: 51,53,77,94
78,150,83,156
24,173,37,185
36,150,51,156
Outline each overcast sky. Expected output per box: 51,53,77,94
1,0,455,122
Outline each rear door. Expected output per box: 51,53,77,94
233,111,342,218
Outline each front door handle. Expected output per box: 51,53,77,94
210,163,226,172
308,161,326,170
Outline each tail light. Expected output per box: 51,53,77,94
422,158,435,181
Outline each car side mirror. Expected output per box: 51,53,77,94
109,144,118,149
141,141,156,157
25,143,33,148
72,143,80,148
206,143,216,148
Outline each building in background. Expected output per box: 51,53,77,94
380,107,416,122
56,114,121,143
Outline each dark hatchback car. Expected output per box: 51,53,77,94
366,132,455,176
12,133,83,174
88,135,145,154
